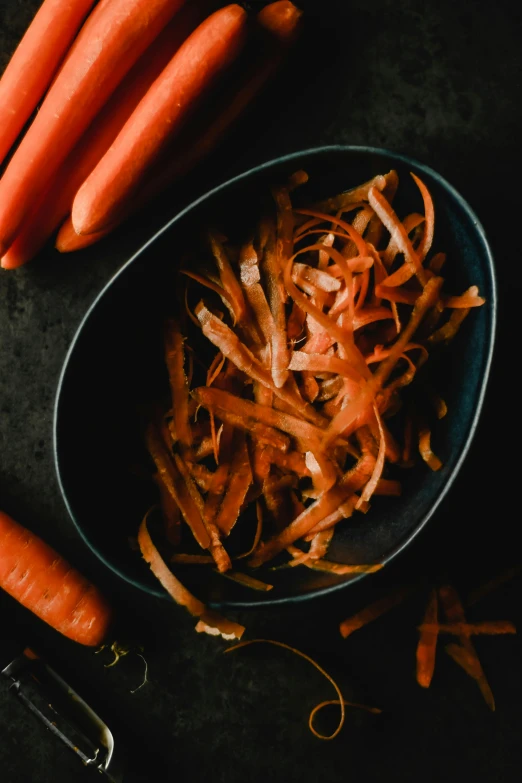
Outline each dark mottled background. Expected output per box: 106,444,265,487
1,1,521,781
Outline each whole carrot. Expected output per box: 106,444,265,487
1,2,205,270
0,0,97,167
0,0,188,255
54,216,109,254
0,511,111,647
55,1,301,253
72,4,248,236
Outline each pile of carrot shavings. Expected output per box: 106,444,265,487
138,167,485,630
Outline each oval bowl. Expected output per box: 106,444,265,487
54,145,496,609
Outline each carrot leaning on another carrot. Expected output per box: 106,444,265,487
1,2,206,270
55,0,302,254
0,510,111,647
71,4,250,236
0,0,189,255
0,0,97,167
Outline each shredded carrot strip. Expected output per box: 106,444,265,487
439,585,495,711
373,478,402,496
418,425,442,471
181,270,234,309
410,173,435,262
356,406,385,507
369,187,427,288
209,233,247,325
466,562,522,607
146,425,211,550
165,319,192,449
138,509,244,640
416,588,439,688
224,639,347,740
340,587,413,638
419,621,516,636
217,570,273,591
214,432,252,536
310,173,387,215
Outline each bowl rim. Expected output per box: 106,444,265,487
53,144,497,608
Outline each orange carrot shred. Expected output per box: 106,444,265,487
439,585,495,711
224,639,348,740
340,587,413,638
138,508,244,640
416,587,439,688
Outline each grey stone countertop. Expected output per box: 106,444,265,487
1,1,521,782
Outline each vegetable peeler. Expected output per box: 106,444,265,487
0,640,123,782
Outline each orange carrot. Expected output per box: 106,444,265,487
0,0,97,166
54,1,303,253
0,0,188,255
139,0,302,195
54,217,109,253
2,4,204,269
72,5,248,236
0,510,111,646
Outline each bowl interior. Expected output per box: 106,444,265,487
54,146,496,608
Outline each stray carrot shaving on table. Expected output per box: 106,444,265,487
137,168,484,630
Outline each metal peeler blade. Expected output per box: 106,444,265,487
1,642,124,782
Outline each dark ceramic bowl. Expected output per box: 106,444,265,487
54,146,496,609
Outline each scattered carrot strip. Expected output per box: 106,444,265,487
340,587,413,638
356,405,386,508
369,187,427,288
373,479,402,496
300,560,383,576
428,308,471,345
429,252,446,274
410,173,435,262
214,432,252,536
217,570,273,591
174,454,231,573
263,219,290,388
209,233,247,325
146,425,211,550
418,621,516,636
309,173,387,215
165,318,193,449
466,562,522,607
418,426,443,471
439,584,495,711
170,554,215,564
224,639,347,739
416,588,439,688
138,508,244,640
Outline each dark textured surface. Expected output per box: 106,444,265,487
1,1,521,782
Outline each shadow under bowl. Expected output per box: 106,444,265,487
54,145,496,609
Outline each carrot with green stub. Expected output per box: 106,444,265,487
0,0,189,255
0,0,97,167
71,4,248,236
0,510,111,647
1,3,204,270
